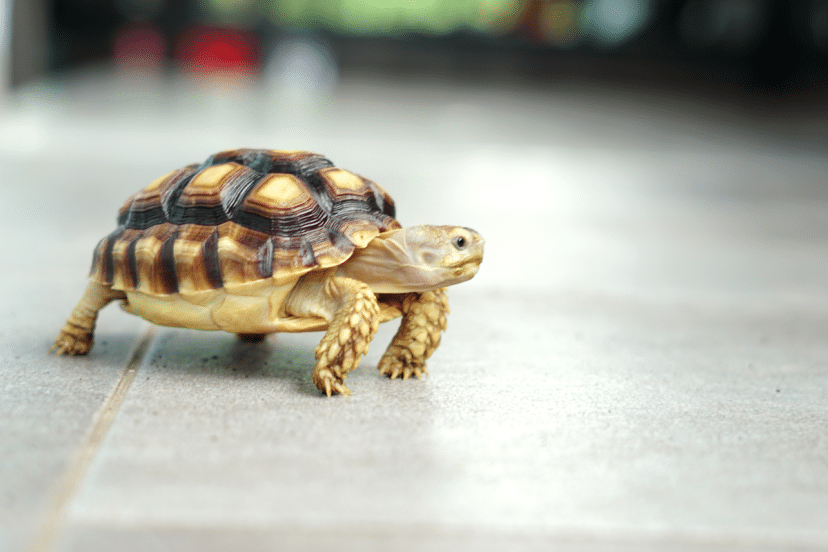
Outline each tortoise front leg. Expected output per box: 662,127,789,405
52,280,125,355
379,288,449,380
311,277,381,396
286,274,381,396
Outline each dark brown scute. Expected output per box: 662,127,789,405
299,240,317,267
257,237,274,279
326,229,352,253
118,167,197,229
125,238,139,288
89,238,102,278
370,181,396,219
202,229,223,289
102,228,124,284
158,231,179,294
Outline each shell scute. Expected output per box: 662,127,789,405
172,225,223,293
234,173,327,237
94,150,399,295
117,166,197,229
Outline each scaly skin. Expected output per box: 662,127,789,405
52,281,125,355
312,277,381,397
379,288,449,380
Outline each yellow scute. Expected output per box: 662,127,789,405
142,170,175,192
322,168,365,191
252,174,307,205
190,164,236,190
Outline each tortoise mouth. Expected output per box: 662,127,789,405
448,255,484,269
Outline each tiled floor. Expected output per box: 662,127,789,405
2,71,828,551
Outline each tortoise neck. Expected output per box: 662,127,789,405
336,229,421,294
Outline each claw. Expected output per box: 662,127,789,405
324,379,332,397
51,332,93,356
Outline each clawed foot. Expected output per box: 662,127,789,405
313,330,364,397
51,328,93,355
309,279,380,397
313,335,360,397
379,345,428,380
312,368,352,397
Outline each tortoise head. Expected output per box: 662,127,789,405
339,225,485,293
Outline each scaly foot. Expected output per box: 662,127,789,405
52,281,124,356
311,278,380,396
379,288,449,381
51,323,94,355
378,343,428,380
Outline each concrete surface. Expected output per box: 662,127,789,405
1,71,827,551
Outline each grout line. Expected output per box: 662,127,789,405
27,325,157,552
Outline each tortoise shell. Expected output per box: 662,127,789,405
90,149,400,296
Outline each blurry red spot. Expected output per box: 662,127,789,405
113,24,165,70
176,26,259,74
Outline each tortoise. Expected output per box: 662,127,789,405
52,149,484,396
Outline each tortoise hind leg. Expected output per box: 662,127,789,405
52,281,125,355
379,288,449,380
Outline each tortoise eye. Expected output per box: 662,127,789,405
452,236,467,249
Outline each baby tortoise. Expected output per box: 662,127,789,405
53,149,484,396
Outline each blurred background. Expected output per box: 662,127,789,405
5,0,828,96
1,0,827,297
0,0,826,299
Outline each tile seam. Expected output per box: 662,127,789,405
27,324,158,552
